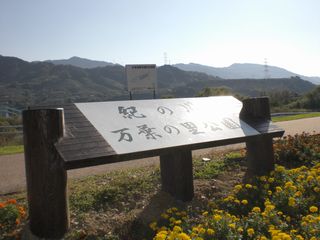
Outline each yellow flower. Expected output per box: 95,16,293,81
276,186,282,192
241,199,248,205
161,213,169,219
199,227,206,234
309,206,318,213
237,227,243,233
275,165,285,172
252,207,261,213
177,233,191,240
175,220,182,225
228,223,236,229
294,191,302,197
154,230,168,240
234,184,242,191
173,225,182,233
171,207,178,212
284,181,293,188
181,211,187,216
307,175,314,182
268,177,274,183
260,176,267,181
245,184,253,189
202,211,208,216
265,204,275,212
314,187,320,193
207,228,215,235
247,228,255,237
213,214,222,221
288,197,296,207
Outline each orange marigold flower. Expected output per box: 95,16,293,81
15,218,21,225
7,199,17,204
0,202,5,208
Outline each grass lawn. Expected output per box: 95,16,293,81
272,112,320,122
0,145,24,155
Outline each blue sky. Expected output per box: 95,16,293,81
1,0,320,76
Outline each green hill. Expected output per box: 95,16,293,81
0,55,316,108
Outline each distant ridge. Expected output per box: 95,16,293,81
174,63,320,85
45,56,116,69
0,55,316,108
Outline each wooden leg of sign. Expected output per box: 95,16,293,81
23,109,69,239
160,150,194,201
246,135,275,176
240,97,275,176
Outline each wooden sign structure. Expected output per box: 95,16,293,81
126,64,157,99
23,96,284,238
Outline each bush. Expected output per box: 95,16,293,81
274,132,320,168
0,199,26,239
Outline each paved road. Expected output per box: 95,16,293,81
1,117,320,195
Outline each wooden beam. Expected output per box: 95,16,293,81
23,109,69,238
240,97,275,175
160,149,194,201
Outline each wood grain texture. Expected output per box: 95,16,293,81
23,109,69,238
40,104,117,169
34,99,283,171
240,97,284,175
160,150,194,201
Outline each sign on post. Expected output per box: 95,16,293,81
125,64,157,92
75,96,260,154
23,96,284,238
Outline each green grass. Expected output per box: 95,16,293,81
0,145,24,155
272,112,320,122
68,166,161,213
193,150,245,179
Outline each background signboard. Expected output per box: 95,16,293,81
126,64,157,91
75,96,260,155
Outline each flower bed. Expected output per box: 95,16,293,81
0,199,26,239
151,164,320,239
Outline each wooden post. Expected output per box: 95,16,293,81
23,109,69,238
240,97,275,175
160,149,194,201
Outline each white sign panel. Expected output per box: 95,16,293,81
75,96,260,155
126,64,156,91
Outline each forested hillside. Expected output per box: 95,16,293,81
0,55,316,108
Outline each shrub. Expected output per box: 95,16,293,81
274,132,320,168
0,199,26,239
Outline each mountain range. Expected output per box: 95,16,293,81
35,56,320,85
174,63,320,85
44,56,115,68
0,55,317,108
